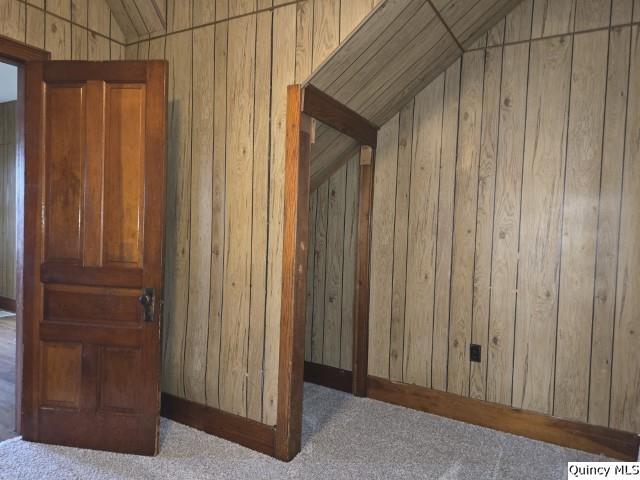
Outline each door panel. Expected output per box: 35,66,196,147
39,342,82,408
23,61,166,455
103,84,145,268
44,84,85,264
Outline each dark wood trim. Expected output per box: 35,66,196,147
302,85,377,147
367,376,640,461
353,146,374,397
0,296,16,312
0,35,50,64
304,362,353,393
275,85,312,461
0,35,50,437
161,394,276,456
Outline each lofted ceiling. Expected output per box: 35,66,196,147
105,0,166,42
306,0,523,188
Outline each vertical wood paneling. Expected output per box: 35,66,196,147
263,4,296,425
448,50,485,397
312,0,339,69
295,0,313,83
47,0,70,18
403,77,444,387
486,42,528,406
554,30,608,422
229,0,254,17
205,22,228,409
575,0,611,30
305,191,317,363
513,35,572,414
365,0,640,435
339,0,373,42
88,32,110,60
247,10,272,422
469,45,502,400
531,0,576,38
46,14,71,59
389,101,413,382
610,25,640,433
26,5,45,48
311,183,328,363
0,0,26,42
589,26,630,427
88,1,111,37
219,15,256,417
504,0,533,43
193,0,216,26
611,0,633,25
298,0,314,366
167,0,192,33
183,25,214,405
323,166,347,368
368,115,399,379
0,102,16,302
431,59,460,392
162,30,193,397
341,156,358,370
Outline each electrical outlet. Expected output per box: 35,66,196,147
470,344,481,363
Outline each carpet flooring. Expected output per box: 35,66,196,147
0,383,610,479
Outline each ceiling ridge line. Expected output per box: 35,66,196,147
426,0,465,51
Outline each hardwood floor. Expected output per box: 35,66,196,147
0,311,16,441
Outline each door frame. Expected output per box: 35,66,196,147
0,35,50,435
275,84,377,460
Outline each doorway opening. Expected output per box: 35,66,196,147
0,59,18,442
276,85,376,460
0,35,50,442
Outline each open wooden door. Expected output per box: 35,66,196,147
21,61,167,455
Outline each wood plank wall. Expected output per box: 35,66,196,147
128,0,379,426
0,0,125,60
369,0,640,434
304,154,359,371
0,102,16,302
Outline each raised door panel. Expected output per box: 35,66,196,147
99,347,142,413
45,85,85,264
103,84,146,268
39,342,82,409
43,285,141,326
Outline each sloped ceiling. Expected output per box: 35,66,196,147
105,0,166,42
306,0,523,188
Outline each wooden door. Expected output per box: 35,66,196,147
21,61,166,455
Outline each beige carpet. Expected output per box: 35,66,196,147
0,383,610,479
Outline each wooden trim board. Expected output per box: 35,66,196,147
304,362,353,393
352,146,374,397
161,394,276,456
0,34,50,437
0,297,16,312
275,85,312,461
302,85,378,147
367,376,640,461
0,35,50,64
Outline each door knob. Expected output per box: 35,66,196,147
138,288,155,322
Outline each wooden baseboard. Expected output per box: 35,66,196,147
161,393,276,457
367,376,640,461
304,361,353,393
0,296,16,312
